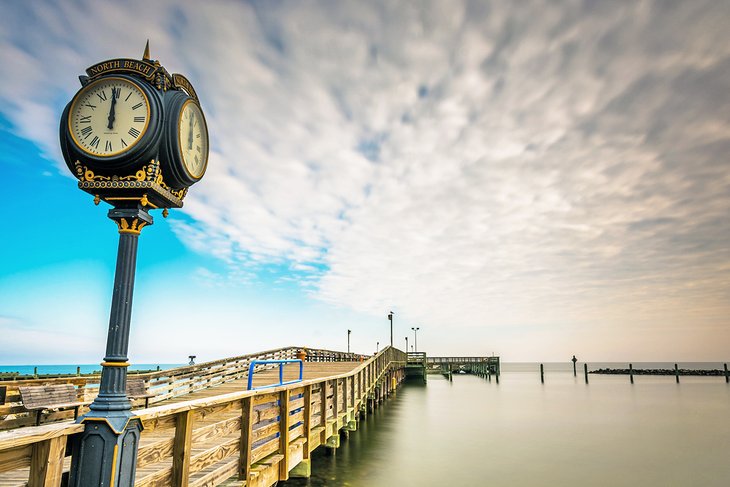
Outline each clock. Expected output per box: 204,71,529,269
160,91,209,189
60,74,164,173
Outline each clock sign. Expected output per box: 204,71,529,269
59,44,209,210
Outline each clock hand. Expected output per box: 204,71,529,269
187,113,194,150
107,88,117,130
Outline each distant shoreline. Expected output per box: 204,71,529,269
591,368,726,376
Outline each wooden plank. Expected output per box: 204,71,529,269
171,410,193,486
278,390,290,481
0,422,83,451
189,457,238,487
0,444,31,473
141,413,177,433
136,437,174,470
191,416,240,445
239,396,253,483
250,437,278,464
303,385,312,460
188,437,238,477
28,435,66,487
251,422,279,444
252,393,278,407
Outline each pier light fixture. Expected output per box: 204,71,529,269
347,329,351,354
405,336,409,354
387,311,394,348
411,327,420,352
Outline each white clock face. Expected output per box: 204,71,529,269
178,100,208,179
68,77,150,157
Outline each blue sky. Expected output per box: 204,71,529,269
1,0,729,364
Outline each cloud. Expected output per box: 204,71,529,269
1,0,728,357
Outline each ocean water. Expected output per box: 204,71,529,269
286,366,730,487
0,363,182,376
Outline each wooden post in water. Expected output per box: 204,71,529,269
584,363,589,384
629,363,634,384
725,363,728,383
540,363,544,383
675,363,680,383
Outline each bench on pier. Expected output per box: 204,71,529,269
18,384,91,425
126,378,155,408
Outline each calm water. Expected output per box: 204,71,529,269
0,364,181,375
287,366,730,487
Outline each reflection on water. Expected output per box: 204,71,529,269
285,370,730,487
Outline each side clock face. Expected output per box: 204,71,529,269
68,76,150,157
177,99,209,179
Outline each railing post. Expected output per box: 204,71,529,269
239,396,253,483
279,389,291,481
29,436,67,487
171,410,193,486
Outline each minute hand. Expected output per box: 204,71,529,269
107,90,117,129
187,114,194,150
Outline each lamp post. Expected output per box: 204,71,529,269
405,336,408,354
376,341,379,354
388,311,393,348
411,327,420,352
347,329,351,354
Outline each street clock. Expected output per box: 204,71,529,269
60,42,209,209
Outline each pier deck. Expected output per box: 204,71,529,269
0,347,405,487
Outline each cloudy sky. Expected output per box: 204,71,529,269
0,0,728,364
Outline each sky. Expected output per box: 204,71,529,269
0,0,728,364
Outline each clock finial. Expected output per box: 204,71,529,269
143,40,150,61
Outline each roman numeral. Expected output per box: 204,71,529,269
132,102,143,110
196,145,201,153
194,155,199,164
120,138,128,148
134,116,145,123
105,140,113,152
96,91,107,102
80,126,92,138
90,136,100,149
84,103,96,110
125,91,132,101
111,87,120,99
80,115,91,123
196,133,201,138
128,127,140,138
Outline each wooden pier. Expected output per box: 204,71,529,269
426,356,501,381
0,346,406,487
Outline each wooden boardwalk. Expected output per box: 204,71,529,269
0,348,406,487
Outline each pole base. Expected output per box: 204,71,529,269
68,411,142,487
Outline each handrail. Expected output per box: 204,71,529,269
247,359,303,390
0,345,408,487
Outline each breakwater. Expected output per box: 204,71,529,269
592,367,724,376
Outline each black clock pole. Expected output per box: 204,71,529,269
69,203,152,487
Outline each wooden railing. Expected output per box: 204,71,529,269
426,356,498,363
0,346,406,486
0,346,369,430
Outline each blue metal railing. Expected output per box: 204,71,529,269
247,359,303,390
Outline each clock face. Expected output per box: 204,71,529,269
68,76,150,157
177,99,209,179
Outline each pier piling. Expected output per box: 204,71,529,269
629,363,634,384
540,363,544,383
584,363,589,384
725,363,728,383
675,363,680,383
